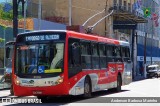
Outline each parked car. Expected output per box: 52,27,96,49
147,64,160,78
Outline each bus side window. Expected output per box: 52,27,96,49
121,47,131,62
114,46,122,62
99,44,107,69
81,41,92,69
6,47,10,58
126,47,131,62
106,45,114,62
91,43,100,69
68,38,81,78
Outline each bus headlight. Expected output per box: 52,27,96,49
15,78,20,85
55,77,63,85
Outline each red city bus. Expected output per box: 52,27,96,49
12,30,132,100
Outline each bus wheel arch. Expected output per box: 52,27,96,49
83,75,92,98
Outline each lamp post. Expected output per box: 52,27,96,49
13,0,18,38
144,32,147,78
69,0,72,26
38,0,42,30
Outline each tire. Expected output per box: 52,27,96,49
155,74,158,78
83,77,92,98
116,75,122,92
108,75,122,92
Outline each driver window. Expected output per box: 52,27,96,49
68,38,81,78
50,43,64,69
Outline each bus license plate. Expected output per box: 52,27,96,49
33,91,42,95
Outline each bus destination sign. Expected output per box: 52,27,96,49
25,35,60,41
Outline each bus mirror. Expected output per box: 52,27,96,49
6,47,10,58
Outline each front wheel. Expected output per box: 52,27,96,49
83,77,92,98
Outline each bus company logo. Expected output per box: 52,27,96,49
2,98,42,103
22,80,34,84
29,80,34,84
109,67,115,73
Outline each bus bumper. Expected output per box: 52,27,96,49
13,83,69,96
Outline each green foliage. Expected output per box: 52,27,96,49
0,38,5,42
0,3,23,21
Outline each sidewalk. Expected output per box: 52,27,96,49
0,89,10,98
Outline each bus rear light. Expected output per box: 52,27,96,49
55,77,63,85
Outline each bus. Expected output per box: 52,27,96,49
5,41,15,94
0,41,15,91
12,30,132,101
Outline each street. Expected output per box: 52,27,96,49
0,78,160,106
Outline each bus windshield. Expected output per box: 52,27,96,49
16,43,64,75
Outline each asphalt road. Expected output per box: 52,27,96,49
0,78,160,106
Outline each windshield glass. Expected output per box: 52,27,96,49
148,67,156,70
16,43,64,75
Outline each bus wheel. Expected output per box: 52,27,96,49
116,75,122,92
155,74,158,78
83,77,92,98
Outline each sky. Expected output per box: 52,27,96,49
0,0,11,3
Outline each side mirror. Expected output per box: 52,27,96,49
6,47,10,58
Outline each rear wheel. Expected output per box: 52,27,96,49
116,75,122,92
155,74,158,78
83,77,92,98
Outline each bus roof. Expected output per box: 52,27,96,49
17,30,66,36
5,41,15,46
67,30,129,46
17,30,129,46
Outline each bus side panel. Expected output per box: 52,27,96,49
122,63,132,85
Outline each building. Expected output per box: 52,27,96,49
27,0,148,38
27,0,148,79
136,0,160,77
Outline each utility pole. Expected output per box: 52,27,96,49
69,0,72,26
151,18,154,65
131,30,136,80
13,0,18,38
144,32,147,78
38,0,42,30
23,0,27,32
